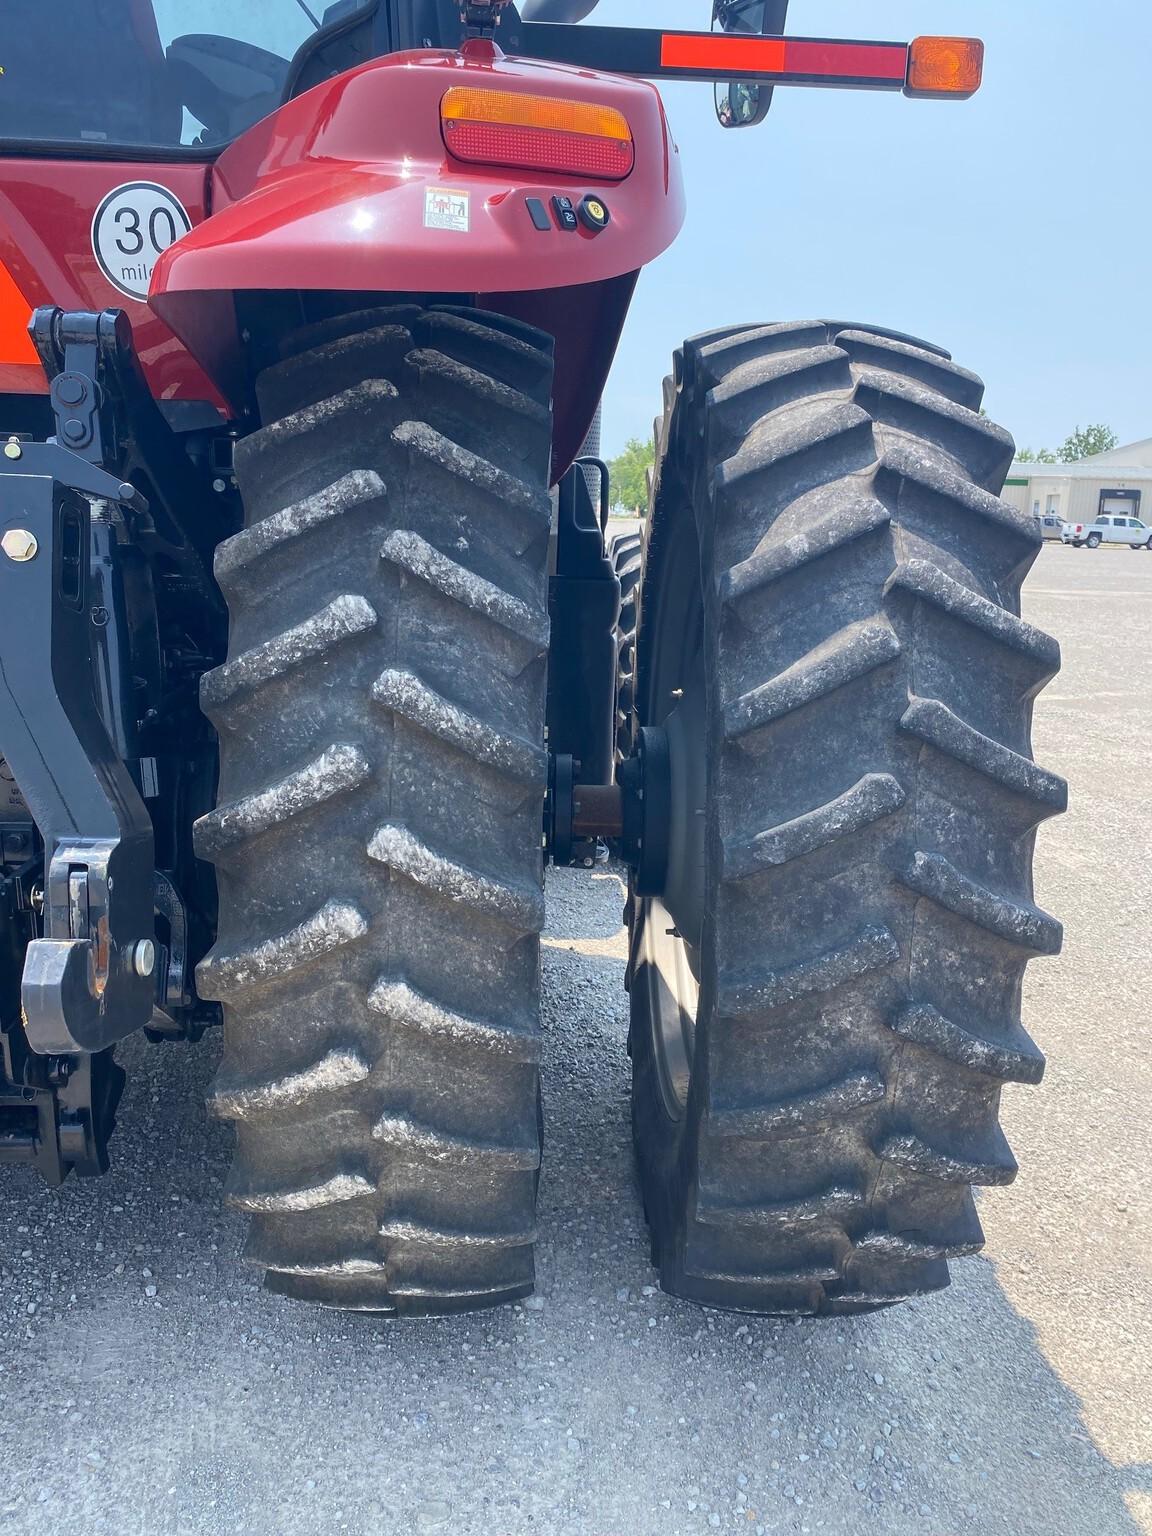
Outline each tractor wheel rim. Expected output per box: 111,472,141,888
638,896,698,1119
635,501,707,1119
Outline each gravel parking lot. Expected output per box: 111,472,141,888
0,543,1148,1536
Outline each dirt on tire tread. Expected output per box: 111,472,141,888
197,305,554,1315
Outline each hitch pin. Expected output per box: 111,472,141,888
67,869,90,941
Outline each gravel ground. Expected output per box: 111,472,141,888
1,543,1149,1536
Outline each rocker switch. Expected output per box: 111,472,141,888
526,197,551,232
551,196,579,232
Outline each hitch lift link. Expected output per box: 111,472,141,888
0,440,155,1057
0,308,225,1180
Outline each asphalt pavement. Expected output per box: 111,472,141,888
0,542,1148,1536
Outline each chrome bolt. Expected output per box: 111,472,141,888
132,939,157,979
2,529,38,563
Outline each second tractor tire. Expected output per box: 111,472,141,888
628,320,1066,1315
610,529,643,759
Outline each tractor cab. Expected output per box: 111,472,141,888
0,0,366,151
0,2,607,155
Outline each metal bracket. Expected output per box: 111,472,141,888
0,1019,126,1184
618,726,670,896
0,305,225,1177
33,307,121,466
30,307,228,620
0,439,156,1054
545,751,626,868
461,0,513,39
574,455,611,536
547,753,576,867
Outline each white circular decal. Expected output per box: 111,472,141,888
91,182,192,302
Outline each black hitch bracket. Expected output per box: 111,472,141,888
0,440,156,1055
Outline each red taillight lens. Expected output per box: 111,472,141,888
441,88,634,180
444,121,634,179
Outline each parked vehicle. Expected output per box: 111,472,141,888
1036,512,1064,541
1062,514,1152,549
0,0,1065,1322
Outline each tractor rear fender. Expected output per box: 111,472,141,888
151,44,685,469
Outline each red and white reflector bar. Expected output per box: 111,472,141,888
659,33,908,88
516,25,985,100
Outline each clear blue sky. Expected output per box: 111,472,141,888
593,0,1150,459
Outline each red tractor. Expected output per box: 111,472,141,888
0,0,1064,1318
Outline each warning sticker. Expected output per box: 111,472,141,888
91,181,193,303
424,187,471,234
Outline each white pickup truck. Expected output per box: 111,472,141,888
1061,513,1152,549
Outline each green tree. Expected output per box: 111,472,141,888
1017,446,1058,464
609,437,655,513
1058,424,1119,462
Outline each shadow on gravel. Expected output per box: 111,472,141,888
0,864,1147,1536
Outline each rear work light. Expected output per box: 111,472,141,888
441,88,635,180
905,37,985,98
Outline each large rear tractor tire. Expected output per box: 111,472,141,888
197,306,554,1313
610,530,643,760
629,321,1066,1315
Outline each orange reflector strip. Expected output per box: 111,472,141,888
0,260,36,366
442,88,631,142
906,37,984,98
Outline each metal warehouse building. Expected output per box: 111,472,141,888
1001,436,1152,526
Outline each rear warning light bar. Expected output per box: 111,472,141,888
441,88,635,179
515,26,985,100
659,34,907,87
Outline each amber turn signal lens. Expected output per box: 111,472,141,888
442,88,631,141
905,36,985,98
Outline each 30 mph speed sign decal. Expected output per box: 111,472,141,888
91,182,193,302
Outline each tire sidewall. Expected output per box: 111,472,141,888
628,401,721,1283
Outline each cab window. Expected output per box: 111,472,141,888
0,1,375,152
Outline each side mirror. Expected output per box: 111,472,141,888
712,0,789,128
